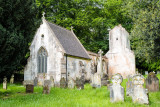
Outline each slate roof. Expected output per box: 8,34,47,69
47,21,90,59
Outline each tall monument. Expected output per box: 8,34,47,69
105,25,135,78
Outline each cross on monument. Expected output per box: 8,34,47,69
42,12,45,18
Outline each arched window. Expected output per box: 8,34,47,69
38,47,48,73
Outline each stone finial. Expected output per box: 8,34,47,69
42,12,45,18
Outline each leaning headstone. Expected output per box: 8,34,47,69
132,75,149,104
60,77,67,88
43,80,51,94
50,76,54,87
34,77,38,86
146,72,159,92
10,74,14,84
26,84,34,93
68,78,75,89
3,77,7,90
92,73,101,88
110,74,124,103
126,75,134,96
145,71,148,75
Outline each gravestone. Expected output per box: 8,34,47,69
146,72,159,92
50,76,54,87
60,77,67,88
68,78,75,89
92,73,101,88
34,77,38,86
126,75,133,96
76,77,84,90
43,80,51,94
3,77,7,90
132,75,149,104
110,74,124,102
10,74,14,84
26,84,34,93
145,71,148,75
101,74,109,86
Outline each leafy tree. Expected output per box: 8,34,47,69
0,0,41,78
36,0,132,53
125,0,160,71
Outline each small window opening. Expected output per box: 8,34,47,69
41,34,44,38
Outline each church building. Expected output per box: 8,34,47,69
24,14,108,86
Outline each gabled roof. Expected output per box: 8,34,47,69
46,20,90,59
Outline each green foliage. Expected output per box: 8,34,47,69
0,0,41,78
1,75,160,106
125,0,160,71
36,0,132,53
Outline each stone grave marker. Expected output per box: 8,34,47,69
92,73,101,88
132,74,149,104
43,80,51,94
101,74,108,86
68,78,75,89
10,74,14,84
76,77,84,90
126,75,134,96
146,72,159,92
110,73,124,103
34,77,38,86
3,77,7,90
50,76,54,87
26,84,34,93
145,71,148,75
60,77,67,88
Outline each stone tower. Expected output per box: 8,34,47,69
105,25,135,78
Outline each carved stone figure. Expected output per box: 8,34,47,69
110,73,124,102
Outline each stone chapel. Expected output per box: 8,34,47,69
24,14,108,86
24,14,135,85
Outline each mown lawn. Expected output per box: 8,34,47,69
0,75,160,107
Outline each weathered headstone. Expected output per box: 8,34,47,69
10,74,14,84
60,77,67,88
50,76,54,87
3,77,7,90
146,72,159,92
101,74,109,86
76,77,84,90
43,80,51,94
132,75,149,104
68,78,75,89
145,71,148,75
126,75,133,96
34,77,38,86
110,74,124,102
26,84,34,93
92,73,101,88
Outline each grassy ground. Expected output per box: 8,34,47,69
0,75,160,107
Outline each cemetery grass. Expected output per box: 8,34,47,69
0,75,160,107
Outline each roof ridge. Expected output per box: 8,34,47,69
47,21,71,33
